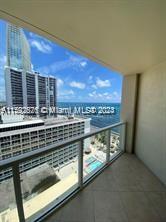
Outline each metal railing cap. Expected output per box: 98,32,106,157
0,121,126,170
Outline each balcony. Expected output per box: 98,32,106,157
0,116,165,222
45,153,166,222
1,121,165,222
0,122,126,222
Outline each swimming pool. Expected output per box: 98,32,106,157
85,156,96,165
85,160,102,174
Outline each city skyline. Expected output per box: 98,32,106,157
4,23,57,114
0,19,122,103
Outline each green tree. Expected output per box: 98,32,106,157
95,131,107,145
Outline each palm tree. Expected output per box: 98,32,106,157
95,132,107,145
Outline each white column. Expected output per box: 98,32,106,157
120,73,140,153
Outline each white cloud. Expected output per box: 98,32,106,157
105,91,121,102
96,77,111,88
88,91,97,97
31,63,35,72
88,91,121,102
89,75,93,80
91,84,97,89
91,77,111,89
29,39,52,54
80,61,87,67
69,81,85,89
112,91,118,97
58,89,75,100
57,78,64,87
29,32,54,45
103,92,109,96
38,53,88,74
59,89,74,96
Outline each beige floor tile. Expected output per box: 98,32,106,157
146,192,166,222
120,191,161,222
94,191,128,222
58,190,94,222
44,154,166,222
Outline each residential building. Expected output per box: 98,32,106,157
5,67,23,107
0,116,90,181
5,67,57,115
7,23,31,72
5,23,57,115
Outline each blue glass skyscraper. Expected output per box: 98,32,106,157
7,23,31,71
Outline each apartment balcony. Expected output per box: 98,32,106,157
0,122,126,222
0,120,165,222
45,153,166,222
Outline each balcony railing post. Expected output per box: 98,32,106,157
12,164,25,222
120,123,126,152
78,139,84,189
106,129,110,164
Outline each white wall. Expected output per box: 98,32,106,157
135,61,166,185
121,74,139,153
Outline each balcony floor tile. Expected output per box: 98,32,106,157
44,154,166,222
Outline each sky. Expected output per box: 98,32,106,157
0,19,123,103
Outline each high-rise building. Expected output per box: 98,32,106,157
5,67,57,114
5,23,57,114
5,67,23,107
7,23,31,71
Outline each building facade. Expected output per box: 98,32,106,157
5,67,57,114
5,23,57,115
0,117,90,181
7,23,31,72
5,67,23,107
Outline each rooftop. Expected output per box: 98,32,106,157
0,115,90,137
0,119,44,129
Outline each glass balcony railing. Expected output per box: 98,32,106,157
20,143,79,222
83,133,107,182
0,122,126,222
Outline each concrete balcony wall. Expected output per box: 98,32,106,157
121,74,139,153
135,61,166,185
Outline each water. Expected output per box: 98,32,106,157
57,102,121,128
85,160,102,174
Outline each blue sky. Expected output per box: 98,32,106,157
0,19,123,103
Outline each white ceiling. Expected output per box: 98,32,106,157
0,0,166,75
